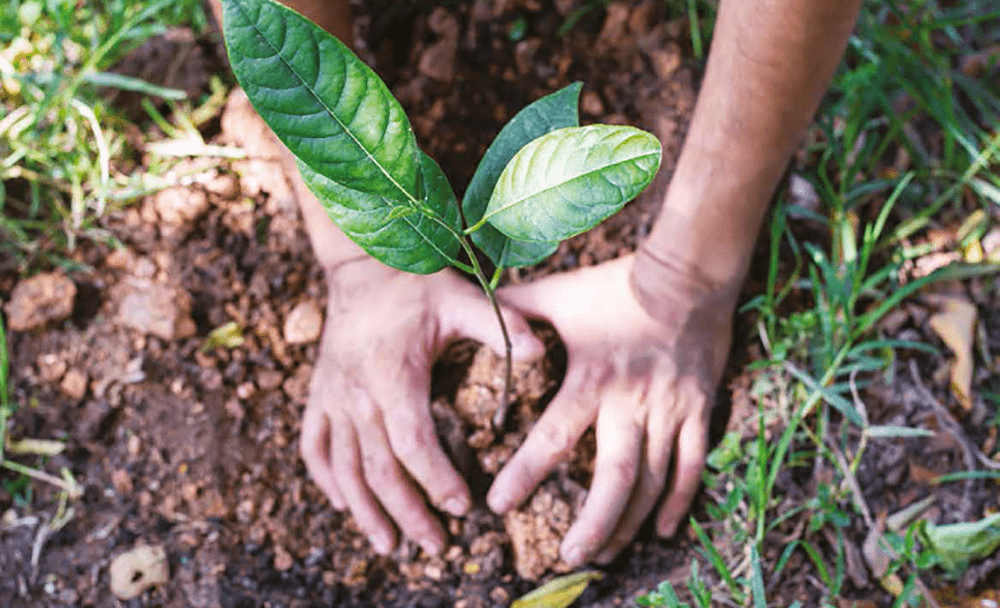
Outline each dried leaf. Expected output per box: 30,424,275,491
927,295,977,410
510,571,604,608
863,510,904,597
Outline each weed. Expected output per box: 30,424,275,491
637,0,999,604
0,0,209,271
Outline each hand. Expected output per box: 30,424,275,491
487,254,734,566
300,257,543,556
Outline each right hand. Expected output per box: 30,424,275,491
299,257,543,556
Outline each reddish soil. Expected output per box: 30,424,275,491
2,1,998,607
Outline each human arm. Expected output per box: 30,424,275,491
488,0,865,566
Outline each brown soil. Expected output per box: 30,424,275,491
2,1,998,607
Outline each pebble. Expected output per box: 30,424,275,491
151,186,209,226
60,369,88,401
3,272,76,331
109,544,169,600
283,300,323,345
36,353,67,383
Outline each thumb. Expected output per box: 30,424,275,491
440,287,544,361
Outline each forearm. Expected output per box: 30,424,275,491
633,0,863,308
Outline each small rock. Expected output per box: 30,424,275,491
647,43,681,79
283,364,312,404
255,368,285,392
418,9,459,82
60,369,88,401
109,544,169,600
151,186,209,226
490,586,510,604
273,546,294,572
104,248,135,271
115,279,196,341
36,353,67,384
4,273,76,331
283,300,323,344
581,91,605,117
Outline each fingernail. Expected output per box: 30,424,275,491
420,538,442,556
563,545,584,567
443,496,469,516
657,521,677,538
369,533,392,555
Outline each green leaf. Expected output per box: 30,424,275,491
223,0,422,201
510,571,604,608
918,512,1000,573
484,125,661,243
298,153,461,274
463,82,582,268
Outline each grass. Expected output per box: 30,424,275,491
0,0,210,272
636,0,1000,605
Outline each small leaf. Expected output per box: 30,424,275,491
298,153,462,274
202,321,244,351
463,82,581,268
485,125,661,243
223,0,422,200
510,571,604,608
918,512,1000,573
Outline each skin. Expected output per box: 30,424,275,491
220,0,864,565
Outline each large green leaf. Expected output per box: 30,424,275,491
463,83,582,268
223,0,421,201
298,152,462,274
483,125,661,243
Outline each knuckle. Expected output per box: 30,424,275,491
611,458,638,483
536,422,574,458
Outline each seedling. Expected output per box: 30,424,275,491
222,0,660,425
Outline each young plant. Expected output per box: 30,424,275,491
221,0,661,424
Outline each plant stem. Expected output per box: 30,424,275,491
0,459,80,497
420,211,515,428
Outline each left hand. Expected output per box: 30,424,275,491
487,254,734,566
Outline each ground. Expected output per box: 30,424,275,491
1,1,999,607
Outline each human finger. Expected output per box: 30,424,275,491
443,286,544,361
329,408,397,555
300,400,346,510
559,386,644,567
487,367,592,514
378,365,471,517
592,391,676,564
350,389,448,556
655,413,708,537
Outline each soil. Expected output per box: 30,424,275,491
2,1,999,607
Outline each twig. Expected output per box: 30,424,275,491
907,360,977,521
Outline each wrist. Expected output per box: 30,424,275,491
629,244,742,328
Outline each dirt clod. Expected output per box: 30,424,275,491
4,272,76,331
114,278,195,341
